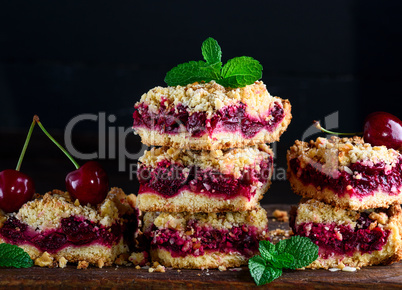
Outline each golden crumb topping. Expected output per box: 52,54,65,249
288,136,401,174
136,80,281,118
15,187,134,230
144,205,267,232
139,144,273,179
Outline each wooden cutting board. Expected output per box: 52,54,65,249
1,204,401,289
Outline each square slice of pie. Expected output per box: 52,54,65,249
290,199,402,269
287,136,402,210
132,81,291,150
137,145,273,213
0,188,141,268
143,206,269,269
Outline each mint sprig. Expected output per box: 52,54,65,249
249,236,318,286
164,37,262,88
0,243,33,268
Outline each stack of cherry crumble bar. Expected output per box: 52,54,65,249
287,136,402,269
132,80,292,269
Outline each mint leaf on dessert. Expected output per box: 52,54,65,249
0,243,33,268
164,37,263,88
201,37,222,66
248,236,318,286
217,56,263,88
164,60,218,86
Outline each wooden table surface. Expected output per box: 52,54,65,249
1,204,402,289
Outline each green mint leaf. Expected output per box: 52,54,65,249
248,255,267,285
269,252,295,269
275,236,319,269
249,256,282,286
259,240,276,261
164,60,217,86
263,266,282,285
217,56,262,88
164,37,263,88
201,37,222,65
0,243,33,268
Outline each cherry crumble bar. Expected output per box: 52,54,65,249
287,136,402,210
132,81,291,150
136,145,274,213
290,199,402,269
143,206,269,269
0,188,142,268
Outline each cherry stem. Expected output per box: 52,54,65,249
16,118,36,171
34,115,80,170
314,121,363,136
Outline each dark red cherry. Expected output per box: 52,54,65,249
0,169,35,213
65,161,109,205
364,112,402,150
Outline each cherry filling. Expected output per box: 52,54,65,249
0,215,136,253
289,158,402,198
132,101,285,138
149,220,264,258
137,158,272,199
292,213,390,258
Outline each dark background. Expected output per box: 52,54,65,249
1,1,402,204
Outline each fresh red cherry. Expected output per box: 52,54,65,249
363,112,402,150
65,161,109,205
0,117,36,213
0,169,35,213
34,116,109,205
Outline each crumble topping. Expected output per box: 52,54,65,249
144,205,267,231
288,136,401,173
139,144,272,179
136,81,278,118
14,187,134,230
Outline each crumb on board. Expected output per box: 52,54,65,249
58,257,68,268
34,252,54,268
97,259,105,269
77,261,89,270
273,209,289,222
218,266,227,271
148,261,166,273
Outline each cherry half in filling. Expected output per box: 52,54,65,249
292,213,390,258
148,220,264,258
137,159,272,199
0,214,138,253
132,102,285,138
289,158,402,199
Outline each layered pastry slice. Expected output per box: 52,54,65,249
287,136,402,210
290,199,402,269
132,81,291,150
136,144,273,213
143,206,269,269
0,188,141,268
